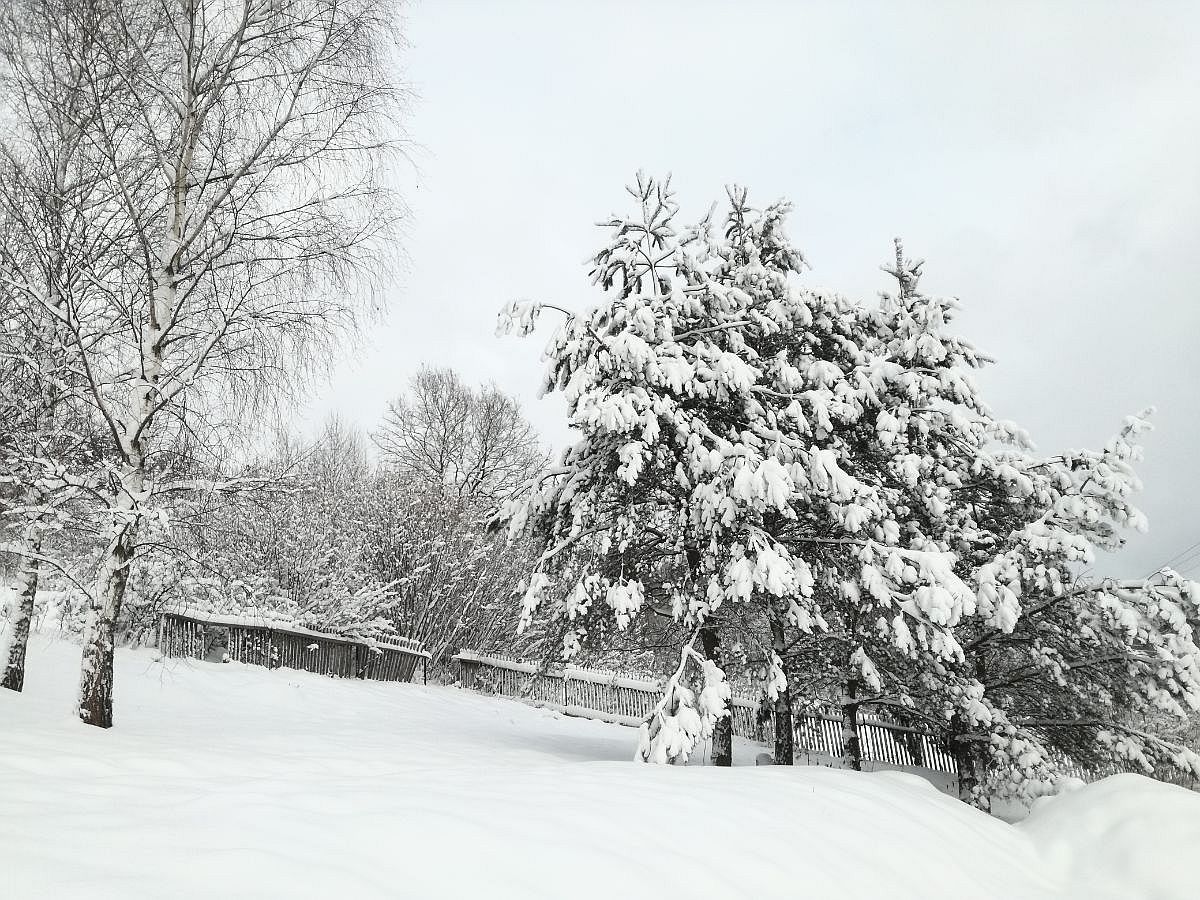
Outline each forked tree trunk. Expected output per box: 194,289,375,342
770,618,793,765
841,679,863,771
78,520,137,728
699,624,732,767
1,533,42,692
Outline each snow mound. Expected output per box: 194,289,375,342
1019,774,1200,900
0,636,1194,899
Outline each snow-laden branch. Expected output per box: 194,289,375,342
636,630,731,765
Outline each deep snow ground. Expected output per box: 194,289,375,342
1,634,1196,899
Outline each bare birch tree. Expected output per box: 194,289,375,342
0,0,118,691
374,366,544,503
2,0,403,726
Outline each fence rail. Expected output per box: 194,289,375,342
160,609,429,683
453,650,958,773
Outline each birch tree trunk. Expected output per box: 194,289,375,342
73,193,162,727
75,8,184,725
1,529,42,692
1,0,108,696
78,513,137,727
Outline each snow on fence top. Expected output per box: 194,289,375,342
162,605,428,656
159,608,429,684
454,650,678,694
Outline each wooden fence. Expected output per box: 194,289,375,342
453,651,959,773
159,609,429,683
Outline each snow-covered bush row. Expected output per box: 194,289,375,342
495,175,1200,804
26,411,541,670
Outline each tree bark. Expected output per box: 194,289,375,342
841,679,863,771
905,728,926,768
1,532,42,692
951,714,990,810
954,658,991,808
699,624,732,766
770,618,794,765
78,518,137,728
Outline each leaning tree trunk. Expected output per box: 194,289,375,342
77,223,164,727
770,618,794,765
78,518,137,728
699,624,732,766
841,679,863,771
1,531,42,692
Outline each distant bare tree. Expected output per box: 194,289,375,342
374,366,544,503
0,0,404,726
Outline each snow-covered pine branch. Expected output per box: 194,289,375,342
636,631,732,765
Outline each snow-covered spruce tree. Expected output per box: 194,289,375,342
498,182,1199,791
798,247,1200,801
495,177,986,766
946,416,1200,801
745,240,1003,771
3,0,402,728
866,261,1198,800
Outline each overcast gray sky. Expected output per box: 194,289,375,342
303,0,1200,579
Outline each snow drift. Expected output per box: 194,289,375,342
0,636,1195,899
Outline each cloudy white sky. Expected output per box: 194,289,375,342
304,0,1200,578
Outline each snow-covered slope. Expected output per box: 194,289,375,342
0,635,1195,899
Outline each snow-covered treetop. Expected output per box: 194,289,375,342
496,176,1004,663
